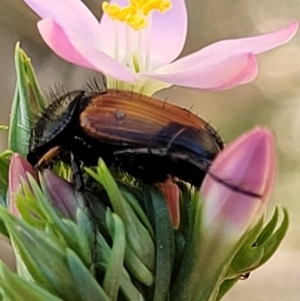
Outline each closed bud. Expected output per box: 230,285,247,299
42,169,78,220
201,127,276,245
8,153,38,217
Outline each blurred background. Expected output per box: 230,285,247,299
1,0,300,300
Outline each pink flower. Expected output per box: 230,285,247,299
8,154,77,220
8,153,38,217
42,170,77,220
201,127,276,244
23,0,298,94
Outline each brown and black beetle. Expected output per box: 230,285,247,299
27,89,224,188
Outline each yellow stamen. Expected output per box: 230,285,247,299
102,3,121,20
119,7,136,22
143,0,171,15
126,14,147,31
102,0,172,31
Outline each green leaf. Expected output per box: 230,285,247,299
86,161,155,277
170,193,232,301
24,175,92,267
96,232,144,300
217,278,239,301
0,208,81,301
0,204,111,301
8,85,30,155
0,150,12,207
256,207,279,245
173,184,194,276
66,248,110,301
76,208,93,250
0,262,64,301
229,244,264,277
15,175,62,229
16,181,47,227
122,190,154,238
229,208,288,276
103,213,126,301
52,162,72,182
147,186,175,301
257,208,289,266
227,218,265,277
60,219,92,267
0,217,9,238
9,44,46,155
118,275,145,301
124,242,154,286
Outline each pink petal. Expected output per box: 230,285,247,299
23,0,95,23
140,53,258,90
150,0,187,67
199,21,298,61
157,21,298,72
141,22,297,90
99,0,187,69
38,19,137,82
23,0,108,52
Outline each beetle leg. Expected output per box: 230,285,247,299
70,151,85,192
69,150,99,264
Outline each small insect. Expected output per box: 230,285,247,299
27,88,224,188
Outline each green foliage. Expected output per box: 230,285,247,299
86,161,155,286
0,262,64,301
229,208,289,276
0,150,12,206
8,44,47,155
1,45,290,301
0,159,289,301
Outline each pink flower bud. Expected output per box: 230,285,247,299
8,153,38,217
201,127,276,244
42,169,77,220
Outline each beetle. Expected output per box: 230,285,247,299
27,88,224,188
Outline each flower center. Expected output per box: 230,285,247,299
102,0,172,31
